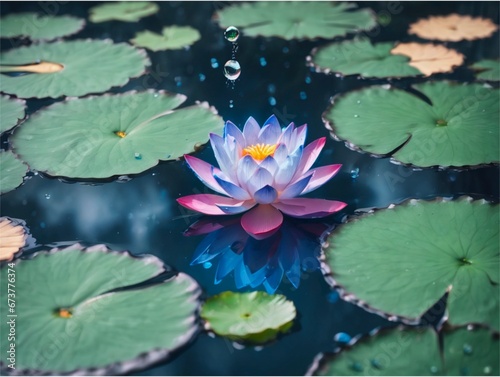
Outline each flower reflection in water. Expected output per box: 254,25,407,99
185,215,328,294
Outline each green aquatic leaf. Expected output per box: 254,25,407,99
323,197,499,330
11,90,223,179
0,13,85,41
0,150,28,195
471,59,500,81
130,26,201,51
0,244,201,374
309,39,420,78
215,2,376,41
0,95,25,134
309,326,499,376
323,81,499,168
0,40,149,98
89,2,159,23
201,291,296,343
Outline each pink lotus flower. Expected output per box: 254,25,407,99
177,115,347,239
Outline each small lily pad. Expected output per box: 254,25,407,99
0,39,149,98
11,90,223,179
0,95,25,134
89,2,159,23
309,39,463,78
201,291,296,344
0,217,29,261
130,26,201,51
0,150,29,195
0,13,85,41
323,81,499,168
215,2,376,40
309,326,499,375
0,244,201,374
323,197,499,331
471,59,500,82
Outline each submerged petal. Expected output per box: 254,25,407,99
184,155,227,195
177,194,248,215
301,164,342,194
241,204,283,239
273,198,347,218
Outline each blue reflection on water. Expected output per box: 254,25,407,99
185,216,328,294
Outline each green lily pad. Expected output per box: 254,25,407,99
309,326,499,375
471,59,500,81
130,26,201,51
309,39,420,78
0,150,28,195
323,197,499,331
0,39,149,98
89,2,159,23
0,243,201,374
323,81,499,168
201,291,296,344
0,95,25,134
215,2,376,40
0,13,85,41
11,90,223,179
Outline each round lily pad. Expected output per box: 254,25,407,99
471,59,500,82
0,244,201,374
309,39,463,78
201,291,296,344
215,2,376,40
89,2,159,23
323,197,499,331
323,81,499,168
0,13,85,41
11,90,223,179
130,26,201,51
0,95,25,134
308,326,499,375
0,150,28,195
0,39,149,98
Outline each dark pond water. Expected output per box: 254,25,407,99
1,1,499,375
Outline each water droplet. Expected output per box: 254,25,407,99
134,153,142,160
267,83,276,94
356,100,361,104
224,26,239,42
198,73,206,82
350,168,359,179
224,60,241,80
259,57,267,67
268,96,276,106
299,91,307,100
430,366,439,374
463,343,473,355
210,58,219,69
467,324,474,331
203,261,212,269
354,114,359,118
305,76,311,84
229,100,234,109
165,154,172,159
153,93,158,98
350,362,363,372
327,291,339,303
333,332,351,344
371,359,383,369
45,194,51,199
484,366,492,375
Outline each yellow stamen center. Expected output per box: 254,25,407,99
242,143,278,160
115,131,127,138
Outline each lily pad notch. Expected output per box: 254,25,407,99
0,243,201,375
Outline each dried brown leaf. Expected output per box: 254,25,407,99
0,217,27,261
409,14,498,42
391,42,464,76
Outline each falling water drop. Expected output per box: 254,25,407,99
229,100,234,108
333,332,352,344
259,57,267,67
198,73,206,82
210,58,219,69
299,91,307,100
268,96,277,106
224,26,240,42
224,60,241,80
